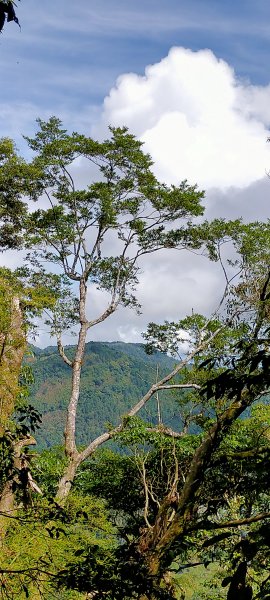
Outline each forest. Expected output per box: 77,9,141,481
0,115,270,600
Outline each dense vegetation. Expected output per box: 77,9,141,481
0,119,270,599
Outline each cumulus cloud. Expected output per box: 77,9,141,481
6,46,270,347
99,47,270,191
78,46,270,347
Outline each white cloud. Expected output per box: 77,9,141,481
78,46,270,347
99,47,270,191
5,46,270,348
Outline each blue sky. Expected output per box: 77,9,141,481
2,0,270,345
1,0,270,129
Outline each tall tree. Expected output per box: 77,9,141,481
0,267,58,542
0,140,39,539
1,121,270,599
23,117,211,502
24,118,270,506
0,272,27,540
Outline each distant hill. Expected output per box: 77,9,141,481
27,342,179,448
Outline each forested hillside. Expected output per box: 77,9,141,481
28,342,177,448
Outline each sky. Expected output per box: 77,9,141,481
1,0,270,346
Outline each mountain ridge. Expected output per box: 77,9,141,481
27,341,179,448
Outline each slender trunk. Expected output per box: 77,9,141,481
0,481,15,543
55,279,89,502
0,436,36,543
0,294,26,434
64,279,88,457
0,291,26,541
55,455,81,504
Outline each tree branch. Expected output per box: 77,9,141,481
57,336,73,368
0,566,55,577
157,384,201,391
147,425,183,439
87,301,117,328
197,512,270,531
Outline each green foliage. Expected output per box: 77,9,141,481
2,325,270,599
75,447,144,523
63,408,270,599
0,434,14,488
0,137,36,249
66,307,270,599
0,401,42,495
56,543,176,600
1,491,114,599
33,446,67,496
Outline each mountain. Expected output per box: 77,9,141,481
27,341,179,448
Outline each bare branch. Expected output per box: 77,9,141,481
0,566,55,577
148,481,161,509
140,460,152,529
146,425,183,439
157,384,201,391
57,336,73,368
28,472,43,495
198,512,270,531
87,301,117,329
256,389,270,399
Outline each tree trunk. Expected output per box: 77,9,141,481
55,279,89,503
0,293,26,434
0,480,15,543
0,436,36,542
135,390,259,594
55,454,81,504
0,288,27,541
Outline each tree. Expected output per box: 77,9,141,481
0,271,27,540
50,219,270,599
0,141,43,540
0,266,61,544
0,135,64,539
118,245,270,599
0,131,64,539
0,137,32,249
22,116,218,503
